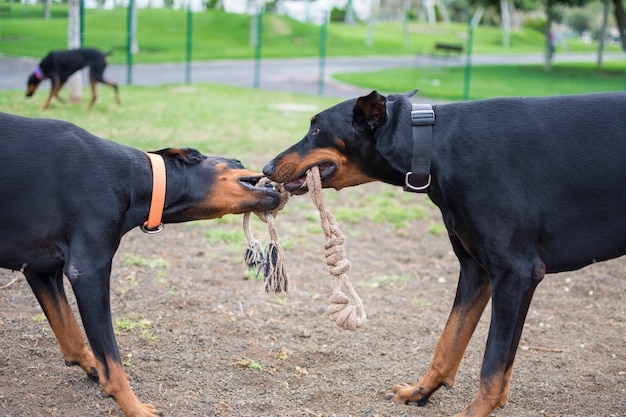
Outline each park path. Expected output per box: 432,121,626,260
1,52,623,99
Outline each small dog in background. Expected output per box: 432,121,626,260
26,47,120,109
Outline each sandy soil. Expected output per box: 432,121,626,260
0,182,624,417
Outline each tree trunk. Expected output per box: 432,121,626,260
43,0,51,19
402,0,411,48
344,0,355,24
424,0,437,25
543,2,553,71
67,0,82,103
435,0,450,23
366,17,375,47
597,0,610,67
612,0,626,52
131,1,139,54
501,0,511,48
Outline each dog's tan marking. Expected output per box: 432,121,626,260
34,286,98,378
273,148,376,190
96,356,162,417
385,281,492,406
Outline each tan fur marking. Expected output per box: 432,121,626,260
273,148,376,189
185,167,271,220
96,356,161,416
385,283,491,408
37,291,97,377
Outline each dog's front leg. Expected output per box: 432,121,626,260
383,237,491,406
67,260,163,417
42,79,65,109
455,258,545,417
24,270,98,380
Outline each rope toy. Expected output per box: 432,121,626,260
242,167,367,331
242,178,290,294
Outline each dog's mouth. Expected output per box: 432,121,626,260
283,162,336,195
239,175,281,210
239,175,277,191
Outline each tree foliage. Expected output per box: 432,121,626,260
612,0,626,50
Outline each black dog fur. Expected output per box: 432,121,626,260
26,48,120,109
0,112,280,417
263,90,626,417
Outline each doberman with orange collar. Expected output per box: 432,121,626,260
0,112,280,417
263,90,626,416
26,48,120,109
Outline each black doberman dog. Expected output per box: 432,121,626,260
263,90,626,417
26,48,120,109
0,112,280,417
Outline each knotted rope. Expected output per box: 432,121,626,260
305,166,367,331
242,167,367,331
242,178,290,294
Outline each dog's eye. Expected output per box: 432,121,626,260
311,127,320,135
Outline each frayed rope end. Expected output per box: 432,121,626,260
263,240,289,294
243,239,264,271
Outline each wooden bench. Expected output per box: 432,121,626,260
433,43,463,56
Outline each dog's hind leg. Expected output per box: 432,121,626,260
24,270,98,380
88,75,120,108
458,256,545,417
66,258,162,417
107,80,121,105
383,235,491,406
89,58,120,107
87,75,98,109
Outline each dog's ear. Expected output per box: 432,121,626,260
353,90,387,131
27,74,40,86
386,89,419,103
152,148,207,164
178,148,207,163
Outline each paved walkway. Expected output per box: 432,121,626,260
1,52,623,100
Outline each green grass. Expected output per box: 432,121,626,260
0,83,337,168
122,254,169,268
1,7,619,63
114,314,159,344
334,61,626,101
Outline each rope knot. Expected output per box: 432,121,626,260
327,292,367,331
306,166,366,331
242,166,367,331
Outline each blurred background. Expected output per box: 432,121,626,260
0,0,625,100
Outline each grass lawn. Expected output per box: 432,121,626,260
1,6,620,63
334,61,626,100
0,83,335,165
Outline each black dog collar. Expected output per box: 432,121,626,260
404,103,435,193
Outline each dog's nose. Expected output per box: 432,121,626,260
262,161,275,178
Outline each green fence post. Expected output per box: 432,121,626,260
318,12,328,96
185,4,192,84
462,22,473,101
79,0,84,47
463,8,483,101
126,0,133,85
253,8,262,89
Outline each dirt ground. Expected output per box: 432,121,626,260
0,182,624,417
